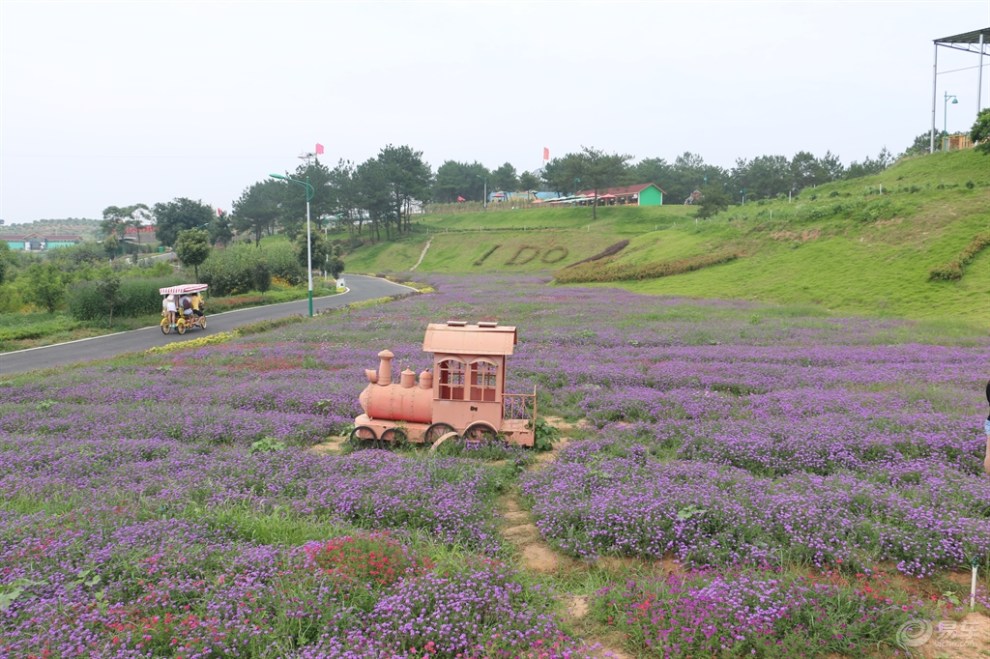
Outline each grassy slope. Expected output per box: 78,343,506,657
341,149,990,323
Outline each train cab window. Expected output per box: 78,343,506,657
469,360,498,402
437,359,466,400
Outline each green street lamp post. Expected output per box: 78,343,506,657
943,92,958,151
270,173,315,317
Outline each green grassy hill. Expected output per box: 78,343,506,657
340,149,990,324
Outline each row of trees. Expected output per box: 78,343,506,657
84,119,989,255
224,142,905,244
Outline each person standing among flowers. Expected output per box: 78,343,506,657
985,379,990,475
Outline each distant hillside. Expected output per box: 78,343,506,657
339,149,990,325
0,218,101,241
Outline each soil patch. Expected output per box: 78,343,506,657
917,612,990,659
309,435,346,454
522,544,561,573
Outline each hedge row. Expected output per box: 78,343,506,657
554,251,739,284
68,277,180,321
928,231,990,281
200,242,303,296
562,240,630,269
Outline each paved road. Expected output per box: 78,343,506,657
0,274,417,377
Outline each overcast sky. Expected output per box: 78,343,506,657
1,0,987,224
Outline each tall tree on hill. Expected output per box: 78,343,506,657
541,153,586,195
818,151,845,182
375,144,432,235
280,158,333,237
154,198,214,248
971,108,990,155
433,160,488,204
695,184,732,219
518,170,540,191
630,157,674,190
662,152,723,206
574,146,632,220
101,203,150,259
209,210,234,247
354,157,393,242
231,181,284,247
844,147,893,180
327,160,362,235
732,155,791,201
491,162,519,193
903,131,943,157
789,151,825,192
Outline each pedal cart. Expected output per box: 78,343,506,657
160,283,208,335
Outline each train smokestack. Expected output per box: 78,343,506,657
377,350,394,386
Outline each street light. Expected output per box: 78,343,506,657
269,173,315,317
943,92,958,151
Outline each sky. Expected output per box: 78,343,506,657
1,0,988,225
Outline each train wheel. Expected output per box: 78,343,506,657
348,425,378,449
380,428,407,446
424,422,456,445
428,431,461,454
463,423,505,448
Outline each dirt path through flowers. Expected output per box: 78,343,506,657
497,420,634,659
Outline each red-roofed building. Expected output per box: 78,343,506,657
577,183,664,206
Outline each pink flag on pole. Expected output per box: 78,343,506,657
543,147,549,161
315,143,325,155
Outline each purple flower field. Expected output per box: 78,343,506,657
2,273,989,656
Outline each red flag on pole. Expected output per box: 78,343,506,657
543,147,549,161
315,143,325,155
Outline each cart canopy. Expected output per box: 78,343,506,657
159,283,209,296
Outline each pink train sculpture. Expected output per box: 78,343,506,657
352,321,537,447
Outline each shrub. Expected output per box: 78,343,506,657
591,569,919,658
563,240,629,269
532,417,561,452
200,244,263,296
555,251,739,284
249,436,286,454
262,240,305,285
928,262,963,281
201,243,304,296
68,277,175,321
928,232,990,281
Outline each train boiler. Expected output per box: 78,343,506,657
351,321,537,447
